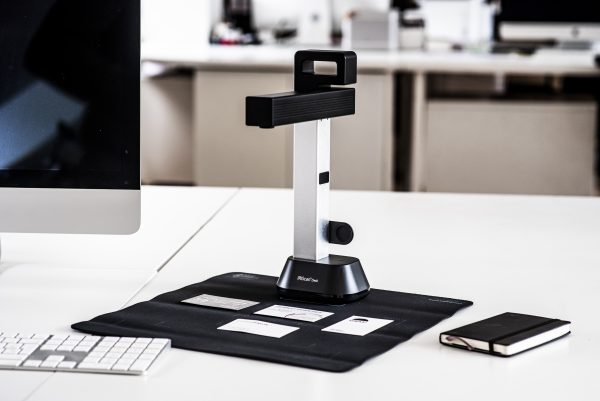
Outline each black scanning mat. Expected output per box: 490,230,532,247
72,272,472,372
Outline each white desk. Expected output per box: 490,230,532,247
143,44,600,76
1,186,237,271
4,186,599,400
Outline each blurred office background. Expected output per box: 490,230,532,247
139,0,600,196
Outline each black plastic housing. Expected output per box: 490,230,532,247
246,88,355,129
276,255,370,304
328,221,354,245
294,50,357,92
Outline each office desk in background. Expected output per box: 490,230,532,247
142,45,600,195
2,186,600,401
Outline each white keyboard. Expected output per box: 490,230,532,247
0,332,170,375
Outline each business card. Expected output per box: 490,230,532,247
322,316,393,336
218,319,299,338
254,305,334,322
181,294,259,311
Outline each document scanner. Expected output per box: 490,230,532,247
246,50,370,304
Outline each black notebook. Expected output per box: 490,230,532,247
440,312,571,357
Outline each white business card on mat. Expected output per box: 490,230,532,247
218,319,299,338
322,316,393,336
254,305,333,322
181,294,259,311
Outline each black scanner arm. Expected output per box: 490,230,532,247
246,50,357,129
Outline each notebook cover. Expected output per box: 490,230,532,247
441,312,570,355
494,319,570,346
442,313,554,342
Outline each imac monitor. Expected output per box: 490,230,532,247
0,0,141,234
498,0,600,45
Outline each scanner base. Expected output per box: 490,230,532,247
276,255,370,304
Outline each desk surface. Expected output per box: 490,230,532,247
3,187,599,401
143,43,600,76
1,186,237,271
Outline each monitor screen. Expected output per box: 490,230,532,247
0,0,140,190
500,0,600,24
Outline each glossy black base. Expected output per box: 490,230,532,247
276,255,370,305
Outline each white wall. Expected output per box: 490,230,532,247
421,0,493,45
142,0,212,47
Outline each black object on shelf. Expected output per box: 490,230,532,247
246,51,370,304
223,0,255,34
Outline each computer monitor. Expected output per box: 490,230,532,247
498,0,600,45
0,0,141,235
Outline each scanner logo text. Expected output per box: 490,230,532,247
297,276,319,283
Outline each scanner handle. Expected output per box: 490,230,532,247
294,50,357,93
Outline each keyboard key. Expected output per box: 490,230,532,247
40,345,58,351
32,334,49,340
23,360,43,368
0,359,22,367
57,345,75,352
112,362,133,371
41,356,64,368
96,361,116,369
129,360,152,372
0,354,26,361
58,361,77,369
17,333,33,339
77,362,102,370
81,362,113,370
2,349,20,355
19,338,44,345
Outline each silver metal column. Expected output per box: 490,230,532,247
293,119,330,261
